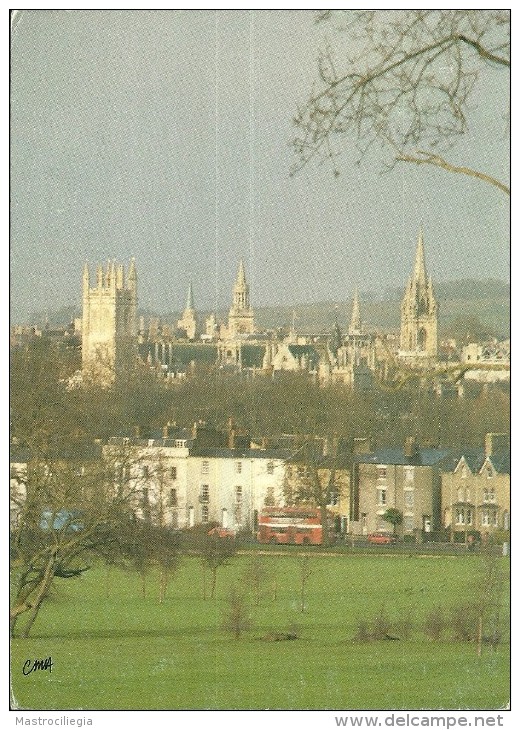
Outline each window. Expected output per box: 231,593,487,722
170,488,177,506
404,466,414,483
328,491,339,506
201,505,209,523
460,464,467,478
377,466,387,480
235,462,242,474
235,486,243,503
481,509,498,527
486,465,494,479
457,487,464,502
171,512,178,529
174,439,186,448
264,487,275,506
141,465,149,478
465,488,471,503
201,484,209,502
201,461,209,474
267,461,274,475
170,466,177,480
377,488,387,506
403,515,414,531
456,508,472,526
404,491,414,510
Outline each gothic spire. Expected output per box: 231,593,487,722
413,228,427,286
236,259,246,287
349,287,362,335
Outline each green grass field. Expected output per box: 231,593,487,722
10,553,510,711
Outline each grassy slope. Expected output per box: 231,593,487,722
10,555,510,711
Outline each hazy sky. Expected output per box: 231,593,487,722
10,9,510,322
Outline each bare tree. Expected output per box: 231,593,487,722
183,527,237,600
9,442,147,637
292,10,509,195
242,553,270,607
285,438,341,547
221,584,252,639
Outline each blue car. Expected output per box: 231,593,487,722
40,509,84,532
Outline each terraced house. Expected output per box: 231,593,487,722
351,437,452,540
441,433,510,540
104,423,292,532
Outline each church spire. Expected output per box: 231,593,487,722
413,228,427,286
186,282,195,311
236,259,246,287
349,287,362,335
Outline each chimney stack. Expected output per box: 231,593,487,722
404,436,419,459
353,437,372,455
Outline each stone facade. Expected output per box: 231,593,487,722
441,433,510,539
104,428,290,533
352,439,450,539
82,259,137,385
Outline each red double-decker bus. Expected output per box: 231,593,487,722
257,506,325,545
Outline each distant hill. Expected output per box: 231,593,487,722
21,278,509,339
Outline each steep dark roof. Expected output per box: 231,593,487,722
287,345,319,359
355,448,453,467
240,345,266,369
451,449,485,474
487,451,510,475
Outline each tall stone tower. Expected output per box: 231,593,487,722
227,260,254,338
177,282,198,340
82,259,137,384
399,230,438,363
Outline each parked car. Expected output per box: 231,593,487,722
367,531,396,545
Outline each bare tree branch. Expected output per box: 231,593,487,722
396,150,510,195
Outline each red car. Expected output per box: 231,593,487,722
367,531,396,545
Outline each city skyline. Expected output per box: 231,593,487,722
11,10,509,322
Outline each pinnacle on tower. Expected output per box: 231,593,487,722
83,263,90,294
127,257,137,291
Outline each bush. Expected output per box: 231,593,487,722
354,619,371,643
450,603,478,642
372,607,391,640
424,606,444,641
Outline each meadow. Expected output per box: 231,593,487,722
10,552,510,711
